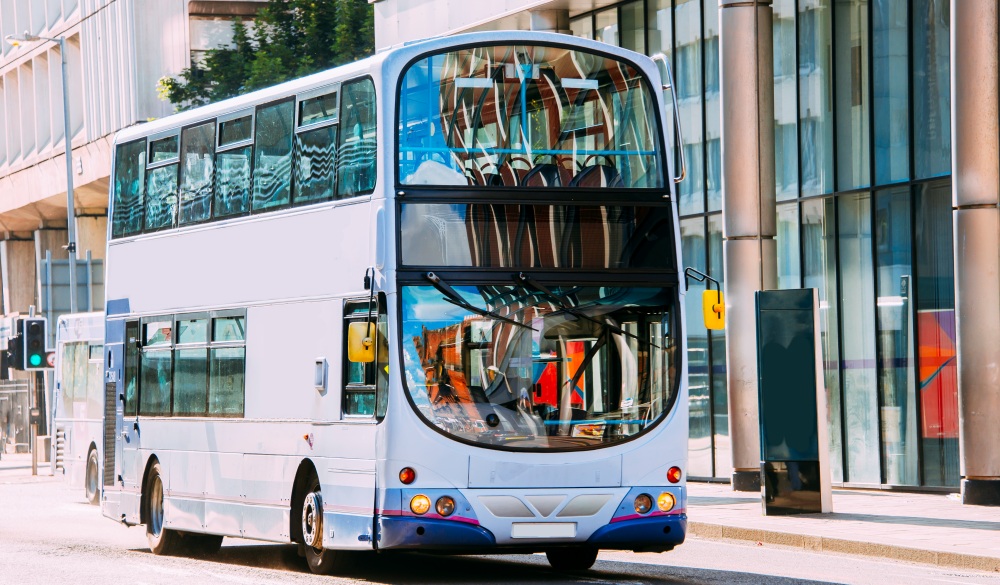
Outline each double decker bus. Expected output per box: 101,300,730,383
102,31,691,573
53,311,105,504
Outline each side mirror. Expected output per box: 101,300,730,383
685,267,725,330
348,322,375,363
702,290,725,330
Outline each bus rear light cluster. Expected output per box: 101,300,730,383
409,494,456,517
435,496,456,516
409,495,431,515
399,467,416,484
667,466,682,483
657,492,676,512
634,494,653,514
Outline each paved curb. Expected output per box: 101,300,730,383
688,521,1000,573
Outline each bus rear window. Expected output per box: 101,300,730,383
398,44,664,189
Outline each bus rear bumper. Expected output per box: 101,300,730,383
587,513,686,552
375,513,686,552
377,516,497,549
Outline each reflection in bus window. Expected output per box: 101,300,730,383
398,45,663,189
401,284,678,450
337,79,377,197
253,101,295,211
112,140,146,238
179,122,216,225
145,165,178,231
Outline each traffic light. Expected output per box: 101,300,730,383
6,320,23,371
22,317,46,370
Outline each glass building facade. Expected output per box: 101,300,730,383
571,0,958,488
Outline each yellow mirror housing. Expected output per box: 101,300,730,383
702,290,725,330
348,322,376,363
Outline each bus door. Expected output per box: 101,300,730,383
118,320,142,523
101,319,128,521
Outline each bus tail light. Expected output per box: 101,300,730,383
634,494,653,514
657,492,676,512
410,495,431,515
435,496,456,517
399,467,416,485
667,466,682,483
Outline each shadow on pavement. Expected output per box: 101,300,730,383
135,543,841,585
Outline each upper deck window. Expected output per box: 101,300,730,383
398,44,665,189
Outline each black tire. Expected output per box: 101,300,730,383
145,461,182,555
546,547,599,571
181,533,224,556
85,448,100,505
301,472,350,575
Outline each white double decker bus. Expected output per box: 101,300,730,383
102,31,691,573
53,311,105,504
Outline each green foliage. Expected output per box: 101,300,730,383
159,0,374,111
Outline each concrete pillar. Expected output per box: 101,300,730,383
529,9,570,35
952,0,1000,506
75,215,107,261
0,239,38,316
720,0,777,491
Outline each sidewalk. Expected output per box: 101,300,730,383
0,451,56,483
688,481,1000,572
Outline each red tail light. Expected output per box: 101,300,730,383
667,466,682,483
399,467,416,484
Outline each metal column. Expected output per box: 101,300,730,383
720,0,777,491
952,0,1000,506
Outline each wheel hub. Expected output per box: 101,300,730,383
302,492,323,548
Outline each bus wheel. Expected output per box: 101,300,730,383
301,472,349,575
546,546,599,571
145,461,182,555
85,448,100,505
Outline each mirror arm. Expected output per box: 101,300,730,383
684,267,722,304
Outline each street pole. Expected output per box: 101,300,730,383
58,36,78,314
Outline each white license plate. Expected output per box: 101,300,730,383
510,522,577,539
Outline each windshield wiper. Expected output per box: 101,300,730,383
514,272,659,348
425,272,535,330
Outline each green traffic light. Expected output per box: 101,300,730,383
29,354,42,367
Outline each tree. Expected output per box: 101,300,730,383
158,0,374,111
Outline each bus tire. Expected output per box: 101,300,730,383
145,461,182,555
301,472,349,575
545,546,599,571
85,448,100,505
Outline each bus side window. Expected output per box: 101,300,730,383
124,322,139,417
343,299,381,417
337,78,377,198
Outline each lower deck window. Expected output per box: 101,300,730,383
136,312,246,417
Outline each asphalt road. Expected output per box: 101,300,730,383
1,472,998,585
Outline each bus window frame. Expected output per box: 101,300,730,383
217,108,255,151
336,76,378,199
177,120,219,228
136,309,247,419
214,109,255,220
295,83,341,131
292,83,341,208
392,41,671,194
250,97,297,216
342,296,386,420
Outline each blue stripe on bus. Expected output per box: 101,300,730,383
106,298,130,316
